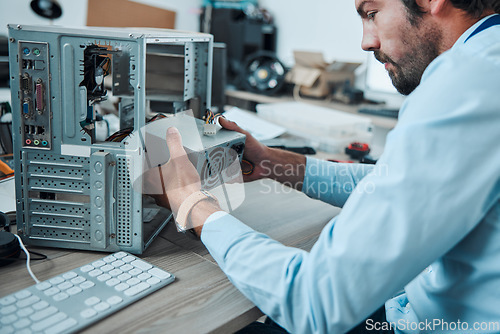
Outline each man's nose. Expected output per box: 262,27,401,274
361,26,381,51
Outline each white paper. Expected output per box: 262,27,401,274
0,177,16,213
223,107,286,141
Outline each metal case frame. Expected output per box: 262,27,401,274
8,25,239,254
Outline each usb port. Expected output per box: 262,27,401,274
22,59,33,70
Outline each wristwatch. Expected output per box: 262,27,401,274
176,190,219,233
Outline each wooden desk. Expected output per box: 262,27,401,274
0,179,339,333
225,89,398,130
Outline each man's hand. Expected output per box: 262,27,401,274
143,127,221,236
143,127,201,213
219,117,272,182
219,117,307,190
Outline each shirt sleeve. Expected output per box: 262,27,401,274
302,158,375,207
201,50,500,333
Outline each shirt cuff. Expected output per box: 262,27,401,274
200,211,255,260
302,156,323,198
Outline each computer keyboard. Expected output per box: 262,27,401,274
0,252,175,334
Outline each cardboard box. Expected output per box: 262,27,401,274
286,51,360,98
87,0,176,29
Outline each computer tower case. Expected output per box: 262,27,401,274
8,25,245,254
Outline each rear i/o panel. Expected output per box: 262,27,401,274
18,41,51,149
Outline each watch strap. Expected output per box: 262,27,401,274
176,190,219,231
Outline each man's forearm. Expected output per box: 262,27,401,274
261,147,307,191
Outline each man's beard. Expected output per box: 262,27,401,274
375,24,442,96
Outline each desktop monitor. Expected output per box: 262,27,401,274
363,53,406,109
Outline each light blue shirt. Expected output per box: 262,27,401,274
201,15,500,333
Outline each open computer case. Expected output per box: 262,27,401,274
8,25,245,254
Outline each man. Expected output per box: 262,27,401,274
148,0,500,332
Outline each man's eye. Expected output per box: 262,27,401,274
367,11,377,20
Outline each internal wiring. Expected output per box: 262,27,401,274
105,113,168,142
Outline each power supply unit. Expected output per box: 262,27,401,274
8,24,245,254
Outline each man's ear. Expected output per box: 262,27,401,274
416,0,448,16
429,0,448,16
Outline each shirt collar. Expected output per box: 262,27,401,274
453,14,500,48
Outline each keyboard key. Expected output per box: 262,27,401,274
80,265,94,273
122,255,135,263
0,296,16,306
117,273,132,281
124,282,150,297
80,281,95,290
15,329,31,334
149,268,172,280
71,276,86,285
16,295,40,308
129,268,142,276
105,278,120,287
100,264,114,272
67,287,83,296
85,297,101,306
103,255,116,263
131,259,152,271
44,317,77,334
147,277,161,285
115,283,129,292
44,287,60,297
17,306,34,317
114,252,127,259
97,273,112,282
1,305,17,315
62,271,77,280
0,313,17,325
109,269,123,277
120,264,134,272
13,318,31,329
57,282,73,291
88,269,103,277
80,308,97,319
0,325,14,334
53,292,69,302
126,277,141,286
111,260,125,268
30,306,58,321
31,311,67,331
92,260,106,268
138,273,152,281
36,282,52,291
33,300,49,310
15,290,32,300
94,302,110,312
49,277,64,285
107,296,123,306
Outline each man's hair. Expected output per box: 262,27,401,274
401,0,500,22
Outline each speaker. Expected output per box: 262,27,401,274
240,50,286,95
0,211,20,267
30,0,63,19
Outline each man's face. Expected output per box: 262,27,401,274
356,0,443,95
